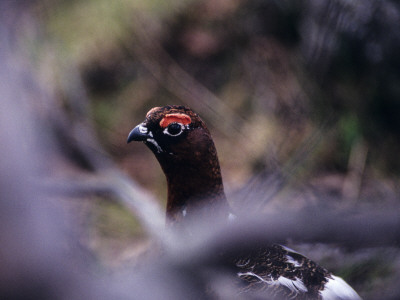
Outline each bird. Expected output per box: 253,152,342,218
127,105,361,299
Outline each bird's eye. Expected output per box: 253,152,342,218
164,123,183,136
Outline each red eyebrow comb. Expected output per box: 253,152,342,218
159,113,191,128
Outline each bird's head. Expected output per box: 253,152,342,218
127,105,213,160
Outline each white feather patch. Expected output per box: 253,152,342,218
273,276,308,293
138,124,148,134
285,255,302,267
320,275,361,300
280,245,301,255
146,138,163,153
238,271,264,282
238,272,307,294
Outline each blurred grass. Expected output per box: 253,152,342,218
42,0,192,64
88,197,147,265
93,199,143,239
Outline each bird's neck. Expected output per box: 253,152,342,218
156,148,229,224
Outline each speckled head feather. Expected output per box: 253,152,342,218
128,105,228,223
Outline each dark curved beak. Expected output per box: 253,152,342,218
127,123,149,143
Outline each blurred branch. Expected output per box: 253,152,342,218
208,208,400,252
342,139,368,202
41,172,166,241
0,4,109,299
28,28,168,240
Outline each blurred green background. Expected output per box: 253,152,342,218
19,0,400,293
38,0,400,179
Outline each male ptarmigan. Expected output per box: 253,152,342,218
127,105,361,300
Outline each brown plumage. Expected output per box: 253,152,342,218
127,105,361,299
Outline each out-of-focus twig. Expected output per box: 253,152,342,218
342,139,368,202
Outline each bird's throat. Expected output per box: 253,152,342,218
157,151,228,223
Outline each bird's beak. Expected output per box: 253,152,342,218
127,123,150,143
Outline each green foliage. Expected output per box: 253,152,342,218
92,198,144,239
